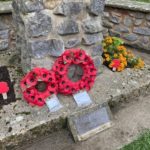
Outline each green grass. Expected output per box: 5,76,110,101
133,0,150,2
121,131,150,150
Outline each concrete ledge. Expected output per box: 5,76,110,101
0,1,12,14
106,0,150,12
0,62,150,149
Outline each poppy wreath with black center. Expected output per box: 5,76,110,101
52,49,97,95
20,68,57,107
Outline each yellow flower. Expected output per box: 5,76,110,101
120,57,126,62
106,57,110,61
104,54,109,58
104,36,113,45
120,63,125,68
119,54,123,58
123,61,127,66
127,51,134,58
117,45,126,51
114,53,118,58
103,49,107,52
104,54,111,61
123,51,127,56
134,58,145,69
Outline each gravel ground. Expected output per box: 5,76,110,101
22,95,150,150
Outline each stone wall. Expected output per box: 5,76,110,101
103,0,150,51
0,2,14,51
12,0,105,73
0,14,14,51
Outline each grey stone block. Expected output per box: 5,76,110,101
0,22,9,30
102,28,108,34
146,13,150,21
66,2,84,15
48,38,65,57
133,27,150,36
12,0,21,14
0,40,9,51
53,3,66,15
146,21,150,27
58,19,79,35
130,12,145,19
140,36,149,44
31,57,54,70
23,10,52,38
109,15,121,24
27,39,48,58
89,0,105,16
21,0,44,13
123,34,138,42
82,33,103,46
102,20,113,28
135,12,145,19
103,12,110,19
65,38,81,48
54,2,84,16
12,11,24,28
114,25,129,33
148,43,150,50
133,19,143,26
109,30,121,37
124,16,133,27
82,18,103,33
0,30,9,39
28,38,64,58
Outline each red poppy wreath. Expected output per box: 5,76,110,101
20,68,57,107
52,49,97,95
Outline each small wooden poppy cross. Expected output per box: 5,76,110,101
0,82,9,100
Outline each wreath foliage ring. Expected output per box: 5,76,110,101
52,49,97,95
20,68,57,107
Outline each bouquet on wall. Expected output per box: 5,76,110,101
102,36,145,72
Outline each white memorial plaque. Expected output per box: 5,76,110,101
73,91,92,107
68,103,113,142
46,95,63,112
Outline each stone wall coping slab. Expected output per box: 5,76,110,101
1,0,150,14
0,1,12,14
106,0,150,13
0,0,150,14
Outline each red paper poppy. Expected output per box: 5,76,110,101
52,49,97,95
112,59,121,68
20,68,57,107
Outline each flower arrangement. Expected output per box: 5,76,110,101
102,36,144,72
20,68,57,107
20,49,97,107
52,49,97,95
